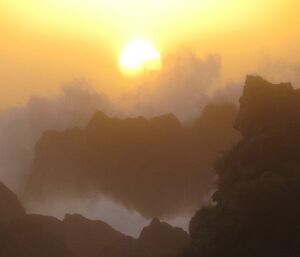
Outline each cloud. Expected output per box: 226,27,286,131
24,193,148,237
0,81,114,192
120,50,222,122
0,50,240,235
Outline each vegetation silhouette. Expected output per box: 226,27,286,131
183,76,300,257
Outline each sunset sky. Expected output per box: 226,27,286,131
0,0,299,108
1,1,300,239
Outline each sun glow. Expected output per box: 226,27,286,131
119,39,162,76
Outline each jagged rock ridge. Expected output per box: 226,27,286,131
99,218,190,257
26,104,240,218
0,181,190,257
0,182,25,224
184,75,300,257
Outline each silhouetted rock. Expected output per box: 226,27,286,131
235,75,300,137
8,214,74,257
195,103,239,155
98,219,190,257
0,223,33,257
0,182,73,257
150,114,182,129
99,236,148,257
184,76,300,257
26,105,240,218
0,182,25,225
0,179,191,257
62,214,124,257
138,219,190,257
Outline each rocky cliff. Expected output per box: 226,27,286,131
184,75,300,257
25,104,240,218
0,182,25,225
0,181,190,257
99,218,190,257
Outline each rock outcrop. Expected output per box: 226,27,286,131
184,76,300,257
62,214,124,257
0,180,190,257
100,236,148,257
0,182,25,225
7,214,73,257
26,104,240,218
138,218,190,257
235,75,300,137
99,218,190,257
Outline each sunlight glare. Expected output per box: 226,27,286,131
119,39,162,76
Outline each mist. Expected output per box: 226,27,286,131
0,51,239,234
1,49,299,235
121,51,222,122
0,81,115,191
0,1,300,256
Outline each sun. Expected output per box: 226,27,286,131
119,39,162,76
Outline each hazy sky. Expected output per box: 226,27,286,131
0,0,299,108
0,1,300,236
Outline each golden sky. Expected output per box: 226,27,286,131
0,0,299,108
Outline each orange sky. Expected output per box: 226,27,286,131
0,0,299,108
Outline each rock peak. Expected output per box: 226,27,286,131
235,75,300,137
150,218,161,226
0,181,25,224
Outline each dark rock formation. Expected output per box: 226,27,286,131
0,182,25,225
7,214,73,257
0,182,87,256
62,214,124,257
195,103,239,156
26,104,240,218
235,75,300,137
184,76,300,257
138,219,190,257
3,212,125,257
100,236,149,257
99,218,190,257
0,179,190,257
0,224,32,257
